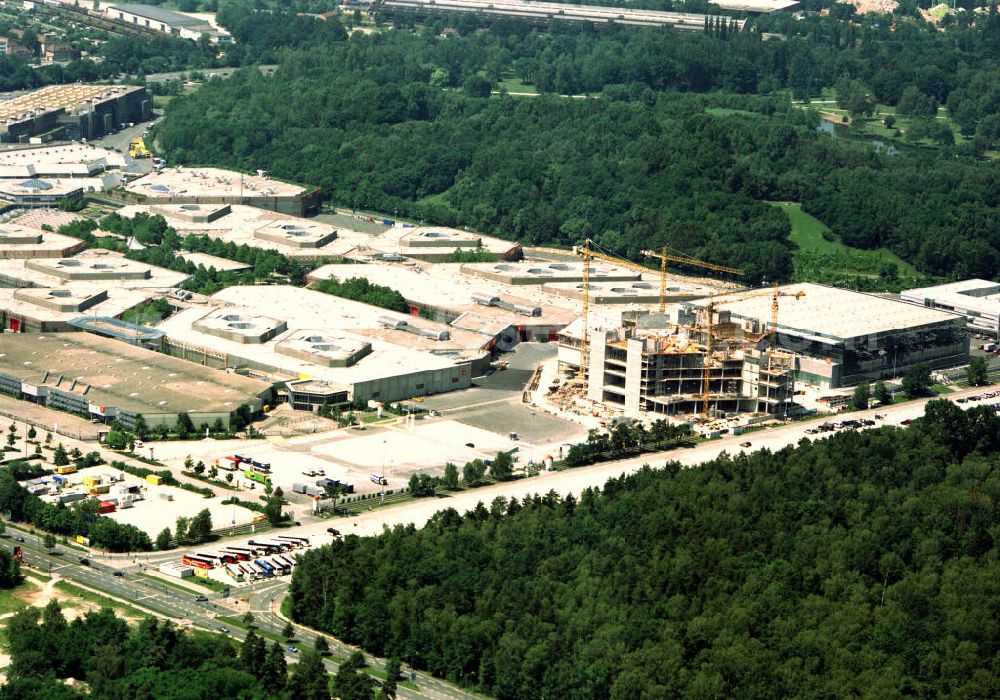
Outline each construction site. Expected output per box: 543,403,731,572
545,240,968,430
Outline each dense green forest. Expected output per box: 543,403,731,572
290,400,1000,699
1,603,389,700
155,10,1000,281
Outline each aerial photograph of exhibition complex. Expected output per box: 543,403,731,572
0,0,997,698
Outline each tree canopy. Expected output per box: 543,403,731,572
290,400,1000,698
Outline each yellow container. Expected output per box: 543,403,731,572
194,568,208,578
56,466,77,475
82,476,100,487
145,474,163,486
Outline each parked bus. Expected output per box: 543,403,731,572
255,559,275,577
277,554,295,568
276,535,309,548
182,555,214,570
229,545,257,557
221,548,249,561
248,539,278,554
225,564,244,582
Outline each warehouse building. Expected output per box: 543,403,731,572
0,84,151,143
364,225,522,262
117,202,370,260
0,286,149,333
902,279,1000,339
123,168,321,217
0,251,190,289
460,260,644,286
306,262,578,345
708,0,800,14
0,224,86,259
155,285,480,406
0,333,269,430
0,143,135,178
685,283,968,388
103,4,232,43
376,0,744,32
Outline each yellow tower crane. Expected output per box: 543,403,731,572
640,247,743,314
697,285,805,419
573,240,743,383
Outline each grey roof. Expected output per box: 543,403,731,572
109,4,209,28
17,178,52,190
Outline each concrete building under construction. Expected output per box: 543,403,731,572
571,313,796,419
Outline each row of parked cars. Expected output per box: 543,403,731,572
804,418,877,435
957,390,1000,403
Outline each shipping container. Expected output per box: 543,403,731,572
56,466,77,475
145,474,163,486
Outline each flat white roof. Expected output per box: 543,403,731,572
902,279,1000,317
125,167,307,199
307,261,574,319
708,0,800,12
371,225,519,257
0,286,148,323
156,286,484,387
693,283,964,339
177,251,252,272
0,250,190,289
0,143,128,169
117,203,370,258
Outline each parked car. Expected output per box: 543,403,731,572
739,441,752,448
287,645,298,653
218,626,229,634
112,570,124,577
195,594,208,602
78,558,90,566
327,528,340,536
12,535,25,542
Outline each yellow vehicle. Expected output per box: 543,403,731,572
56,465,77,475
128,137,152,159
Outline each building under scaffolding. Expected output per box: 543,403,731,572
582,321,796,419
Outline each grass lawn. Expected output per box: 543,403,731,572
0,586,27,616
496,76,538,95
152,95,174,108
705,107,758,118
769,202,924,289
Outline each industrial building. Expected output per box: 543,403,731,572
122,168,322,217
116,203,362,259
685,283,968,388
365,225,522,262
155,285,480,407
0,333,269,430
708,0,801,14
0,143,136,179
0,286,150,333
0,84,151,144
0,250,190,289
305,262,578,345
103,4,232,43
0,223,86,259
375,0,745,32
902,280,1000,339
459,260,644,286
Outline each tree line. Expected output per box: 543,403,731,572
156,15,1000,281
289,400,1000,698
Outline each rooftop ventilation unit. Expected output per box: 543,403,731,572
378,316,450,341
471,294,540,316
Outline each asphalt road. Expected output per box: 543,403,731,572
11,531,474,700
